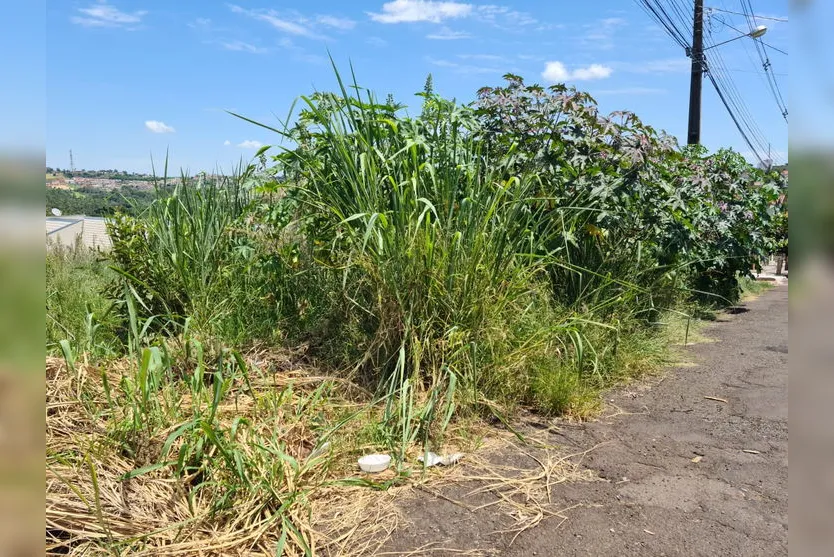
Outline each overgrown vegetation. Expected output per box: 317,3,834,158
46,239,120,358
46,184,159,216
46,67,787,555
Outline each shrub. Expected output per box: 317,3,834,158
106,170,282,346
98,66,784,443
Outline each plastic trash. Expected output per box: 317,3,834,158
417,451,464,467
307,441,331,461
358,453,391,473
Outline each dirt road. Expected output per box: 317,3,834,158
382,285,788,556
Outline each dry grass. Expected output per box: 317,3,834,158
381,431,599,552
441,435,597,543
45,356,401,556
46,354,596,556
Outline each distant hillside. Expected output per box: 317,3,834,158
47,167,153,181
46,184,162,217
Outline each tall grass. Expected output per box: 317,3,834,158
216,67,697,474
106,166,282,346
247,70,603,428
46,238,120,358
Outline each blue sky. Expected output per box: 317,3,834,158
44,0,791,173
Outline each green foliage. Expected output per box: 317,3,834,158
251,71,582,450
473,74,782,306
46,240,120,357
771,190,788,255
53,65,785,458
105,169,281,346
46,185,158,217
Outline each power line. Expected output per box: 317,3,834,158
635,0,784,162
667,0,694,43
761,41,787,56
740,0,789,122
724,67,788,76
704,3,788,132
633,0,689,50
709,15,786,53
708,11,788,122
705,71,764,162
706,48,775,162
706,9,770,147
655,0,692,46
703,2,779,162
705,6,788,21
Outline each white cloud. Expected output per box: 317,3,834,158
542,61,612,82
223,140,231,146
572,64,613,80
221,40,268,54
71,1,147,28
316,15,356,29
229,4,326,39
229,6,356,38
145,120,175,133
366,36,388,47
541,62,570,81
368,1,540,32
475,5,538,28
237,140,263,149
369,0,473,24
582,17,627,50
426,27,471,40
259,15,318,37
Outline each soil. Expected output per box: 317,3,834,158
378,285,788,556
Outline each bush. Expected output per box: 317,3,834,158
473,74,781,307
96,66,783,441
266,78,582,413
106,170,282,347
45,65,788,556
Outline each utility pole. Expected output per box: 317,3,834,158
69,149,75,173
687,0,704,145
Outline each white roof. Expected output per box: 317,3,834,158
46,215,111,249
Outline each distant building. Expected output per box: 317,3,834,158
46,215,111,250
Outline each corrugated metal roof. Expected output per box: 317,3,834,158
46,216,82,234
82,217,111,249
46,215,112,249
